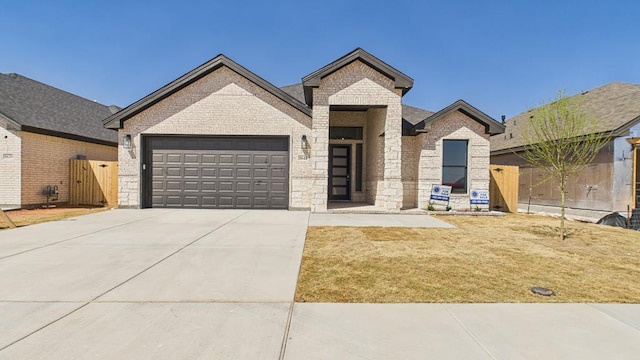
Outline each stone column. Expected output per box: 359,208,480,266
383,101,403,211
311,105,329,212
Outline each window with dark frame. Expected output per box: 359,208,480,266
442,140,468,194
329,127,363,140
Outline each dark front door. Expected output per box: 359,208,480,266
329,145,351,201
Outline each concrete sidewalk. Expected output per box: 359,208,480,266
284,303,640,359
309,213,455,227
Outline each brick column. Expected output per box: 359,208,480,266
311,105,329,212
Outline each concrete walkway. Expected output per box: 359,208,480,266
0,209,639,359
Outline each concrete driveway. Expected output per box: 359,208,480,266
0,209,308,359
1,210,639,359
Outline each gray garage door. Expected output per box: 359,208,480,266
146,136,289,209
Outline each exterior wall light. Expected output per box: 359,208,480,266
123,134,132,149
301,135,308,149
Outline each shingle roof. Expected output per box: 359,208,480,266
280,83,433,135
491,82,640,153
0,73,118,144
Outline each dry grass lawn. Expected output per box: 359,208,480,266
295,214,640,303
0,206,109,230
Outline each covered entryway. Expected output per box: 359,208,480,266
144,136,289,209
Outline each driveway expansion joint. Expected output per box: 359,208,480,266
442,304,499,360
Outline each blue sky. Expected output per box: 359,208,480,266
2,0,638,119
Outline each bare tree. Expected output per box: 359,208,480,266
520,91,610,240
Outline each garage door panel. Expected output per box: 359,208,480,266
202,196,217,207
184,167,199,177
202,181,217,192
202,154,217,164
236,197,252,207
271,155,287,165
237,181,251,192
271,168,287,179
219,154,234,164
166,154,182,164
219,181,234,192
254,154,269,164
237,168,251,178
184,181,199,192
236,154,252,164
254,168,269,178
201,168,217,178
148,136,288,209
152,181,165,190
166,181,182,191
254,182,268,192
219,168,234,178
166,168,181,177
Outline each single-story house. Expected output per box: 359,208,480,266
103,48,505,211
0,73,118,208
491,82,640,213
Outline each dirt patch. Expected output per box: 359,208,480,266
1,206,109,229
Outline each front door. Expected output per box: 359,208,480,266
329,145,351,201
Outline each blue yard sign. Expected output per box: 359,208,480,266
469,189,490,205
430,185,452,201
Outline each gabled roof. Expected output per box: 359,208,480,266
103,55,311,129
301,48,414,106
410,99,505,135
280,83,431,135
0,73,118,145
491,82,640,154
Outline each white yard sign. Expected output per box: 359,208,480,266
469,189,490,205
430,185,452,202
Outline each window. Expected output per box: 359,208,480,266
329,127,363,140
442,140,468,194
355,143,363,191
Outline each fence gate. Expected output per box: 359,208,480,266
69,160,118,207
489,164,519,213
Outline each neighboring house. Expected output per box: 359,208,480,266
103,48,504,211
491,82,640,214
0,73,118,208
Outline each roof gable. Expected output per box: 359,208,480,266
301,48,414,106
411,99,505,135
103,55,311,129
0,73,117,144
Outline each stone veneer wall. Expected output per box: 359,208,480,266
20,132,117,206
0,124,21,205
416,112,491,210
117,66,312,208
310,60,403,212
401,135,420,208
365,108,386,205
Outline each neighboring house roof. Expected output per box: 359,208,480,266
0,73,118,145
411,99,505,135
491,82,640,154
301,48,414,106
103,55,311,129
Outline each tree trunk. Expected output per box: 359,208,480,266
560,174,566,240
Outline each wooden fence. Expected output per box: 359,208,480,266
69,160,118,207
489,164,519,213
